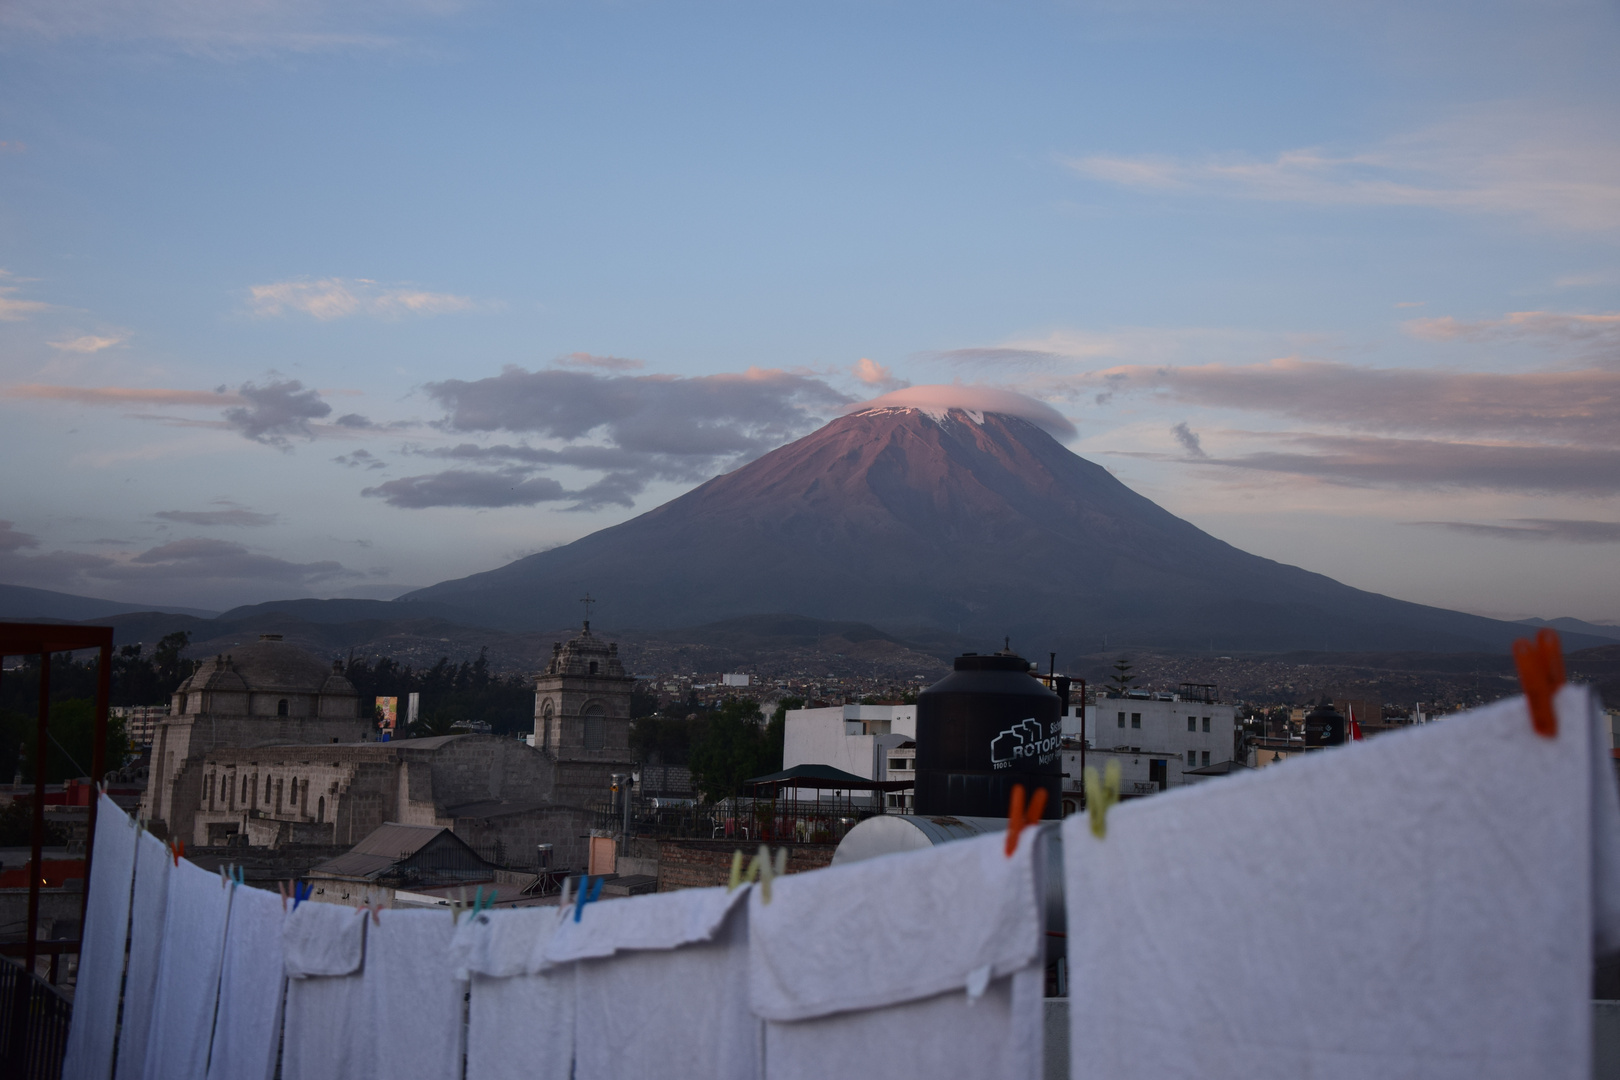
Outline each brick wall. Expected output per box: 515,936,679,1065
655,839,837,892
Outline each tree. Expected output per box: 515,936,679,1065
153,631,196,690
0,699,129,783
688,698,770,804
1107,658,1136,696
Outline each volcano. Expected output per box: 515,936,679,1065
403,403,1559,655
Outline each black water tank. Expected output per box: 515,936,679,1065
914,652,1062,818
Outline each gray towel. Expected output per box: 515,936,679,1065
62,796,137,1080
206,885,286,1080
141,857,232,1080
114,830,172,1080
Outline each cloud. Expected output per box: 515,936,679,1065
153,504,277,527
1170,422,1206,458
248,277,476,320
0,520,40,553
1404,310,1620,362
1091,357,1620,445
555,352,645,371
362,365,856,513
846,384,1078,439
47,334,125,353
1411,518,1620,543
0,286,53,321
0,534,358,594
1066,107,1620,232
223,378,332,448
1183,434,1620,495
2,384,244,407
334,449,388,469
362,469,572,509
851,357,908,391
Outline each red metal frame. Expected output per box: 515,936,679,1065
0,624,114,979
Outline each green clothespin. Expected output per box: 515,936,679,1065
727,849,749,892
1084,759,1121,840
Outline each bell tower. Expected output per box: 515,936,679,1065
533,620,635,805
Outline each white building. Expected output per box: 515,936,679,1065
1049,692,1240,812
782,704,916,809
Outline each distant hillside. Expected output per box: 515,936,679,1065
1516,617,1620,643
0,583,218,622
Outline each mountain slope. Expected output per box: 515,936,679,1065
0,583,219,621
404,406,1594,655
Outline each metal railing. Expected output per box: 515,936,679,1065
593,796,894,843
1,954,72,1080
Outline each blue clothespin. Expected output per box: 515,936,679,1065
292,880,313,911
234,865,246,887
572,875,603,922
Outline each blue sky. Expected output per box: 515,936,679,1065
1,0,1617,622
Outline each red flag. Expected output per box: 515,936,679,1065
1348,703,1364,741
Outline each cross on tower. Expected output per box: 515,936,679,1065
579,593,596,626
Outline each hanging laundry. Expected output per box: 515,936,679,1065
281,899,372,1080
748,830,1047,1080
205,884,286,1080
363,908,464,1080
542,885,759,1080
1063,684,1620,1080
451,906,574,1080
114,829,172,1080
139,856,233,1080
62,795,138,1080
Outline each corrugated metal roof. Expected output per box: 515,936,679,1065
349,821,446,858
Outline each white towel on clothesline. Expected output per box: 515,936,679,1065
140,856,233,1080
455,907,574,1080
205,884,286,1080
546,885,760,1080
1063,683,1620,1080
62,795,137,1080
748,829,1048,1080
364,909,464,1080
113,829,171,1080
281,900,371,1080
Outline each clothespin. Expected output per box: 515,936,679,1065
292,880,312,911
1003,783,1049,857
1084,760,1121,840
749,844,788,905
355,887,383,925
1513,626,1565,739
572,875,603,922
220,864,230,889
278,880,290,912
556,877,573,913
727,849,747,892
169,838,185,866
233,865,245,888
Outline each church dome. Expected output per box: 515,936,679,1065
177,659,248,694
204,633,336,693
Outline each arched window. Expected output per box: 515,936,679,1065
583,703,607,751
206,774,215,809
317,796,325,824
265,775,273,803
277,698,289,717
242,775,249,805
275,778,284,813
541,700,554,752
588,660,598,675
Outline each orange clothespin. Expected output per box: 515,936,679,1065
1004,783,1049,857
169,838,185,866
1513,626,1565,738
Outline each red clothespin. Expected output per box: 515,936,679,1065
1004,783,1049,857
1512,626,1564,739
169,838,185,866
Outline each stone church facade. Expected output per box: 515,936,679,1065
142,624,633,874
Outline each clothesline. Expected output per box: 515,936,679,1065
56,680,1620,1080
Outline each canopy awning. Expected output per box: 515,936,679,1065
744,763,913,794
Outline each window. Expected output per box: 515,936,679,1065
889,758,910,771
275,778,284,813
277,698,289,717
1187,750,1197,765
588,660,599,675
1131,713,1141,729
1202,717,1211,733
584,704,606,751
1202,751,1211,766
241,775,248,804
1117,712,1126,728
1187,716,1197,732
264,776,272,803
541,700,554,752
317,796,325,824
